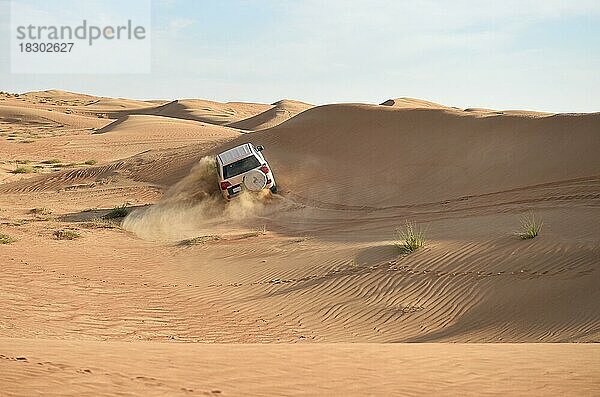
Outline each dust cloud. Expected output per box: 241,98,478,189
123,156,276,241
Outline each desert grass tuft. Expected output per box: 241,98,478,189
41,159,61,164
395,222,426,253
30,207,52,215
103,205,129,219
53,229,81,240
236,225,268,240
0,232,16,244
12,166,36,174
517,213,543,240
179,235,221,246
80,218,120,229
84,159,97,165
54,163,78,168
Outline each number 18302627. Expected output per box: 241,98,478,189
18,42,74,52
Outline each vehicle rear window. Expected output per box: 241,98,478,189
223,155,261,179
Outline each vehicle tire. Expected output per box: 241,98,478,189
270,184,278,194
243,170,267,191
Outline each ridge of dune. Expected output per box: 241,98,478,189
92,114,240,135
380,97,453,109
22,89,97,99
92,117,127,134
85,97,168,110
227,99,313,131
381,97,554,118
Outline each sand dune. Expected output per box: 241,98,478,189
19,89,99,104
104,99,272,125
215,103,600,207
0,103,108,131
1,90,598,395
228,99,313,131
1,90,164,120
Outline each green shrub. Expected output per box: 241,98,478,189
41,159,61,164
84,159,97,165
395,222,426,253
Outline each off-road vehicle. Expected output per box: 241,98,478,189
216,143,277,200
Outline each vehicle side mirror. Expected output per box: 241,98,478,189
256,145,264,151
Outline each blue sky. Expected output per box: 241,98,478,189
1,0,599,112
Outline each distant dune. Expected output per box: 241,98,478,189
0,104,107,131
93,114,239,139
107,99,272,125
19,89,164,110
228,99,313,131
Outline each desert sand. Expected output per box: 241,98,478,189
0,89,599,395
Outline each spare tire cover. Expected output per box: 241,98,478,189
243,170,267,191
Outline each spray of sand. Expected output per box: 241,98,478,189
123,156,276,242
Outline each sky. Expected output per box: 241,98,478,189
1,0,599,112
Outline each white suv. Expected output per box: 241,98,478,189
216,143,277,200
